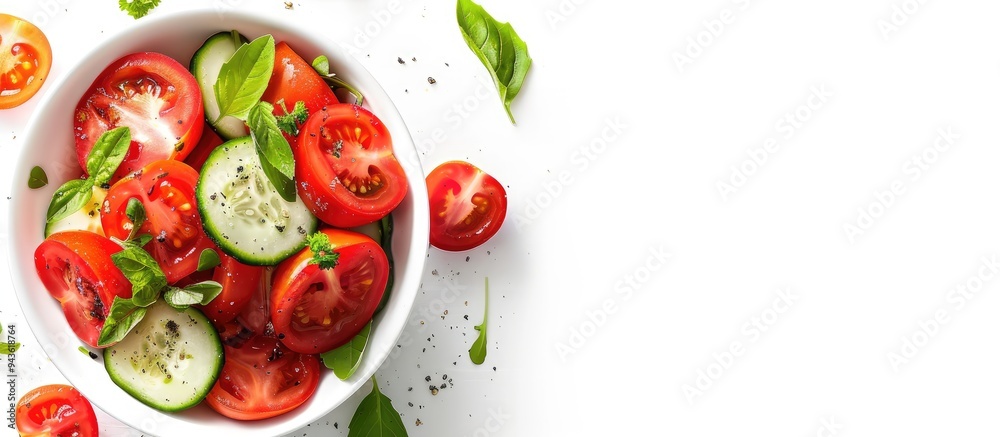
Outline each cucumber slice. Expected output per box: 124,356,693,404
196,137,317,265
104,302,222,412
191,31,249,139
44,185,107,237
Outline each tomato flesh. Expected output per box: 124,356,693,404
271,228,388,353
200,253,265,326
33,231,132,348
295,104,408,228
74,52,203,181
0,14,51,109
427,161,508,251
101,159,215,283
260,41,338,142
205,335,320,421
16,384,99,437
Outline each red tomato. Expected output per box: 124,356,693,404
294,105,408,228
0,14,51,109
260,41,338,142
271,228,388,353
15,384,99,437
426,161,507,251
200,253,265,326
101,160,215,283
33,231,131,348
214,265,270,348
74,52,203,181
183,121,224,172
205,335,320,421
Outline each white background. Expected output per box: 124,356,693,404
2,0,1000,435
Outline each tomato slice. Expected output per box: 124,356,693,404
294,105,408,228
426,161,508,251
33,231,132,348
101,159,215,283
16,384,99,437
260,41,338,142
199,253,265,326
205,335,320,421
183,121,224,172
74,52,204,181
0,14,51,109
271,228,388,353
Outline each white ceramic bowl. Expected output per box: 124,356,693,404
6,8,428,436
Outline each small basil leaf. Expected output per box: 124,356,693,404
311,55,331,76
457,0,532,124
46,178,94,223
348,377,408,437
112,246,167,307
124,198,146,241
133,233,153,248
214,34,276,122
163,287,196,309
469,277,489,365
248,101,296,202
197,248,221,271
98,297,147,347
184,281,224,305
322,321,371,380
87,126,132,185
28,165,48,189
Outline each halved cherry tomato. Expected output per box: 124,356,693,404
199,253,265,326
183,121,224,172
33,231,131,348
16,384,99,437
426,161,507,251
260,41,338,142
0,14,51,109
101,159,215,283
214,265,270,348
294,105,408,228
205,335,320,421
74,52,204,181
271,228,388,353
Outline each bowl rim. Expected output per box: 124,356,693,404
6,6,429,435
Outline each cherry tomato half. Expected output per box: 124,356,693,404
205,335,320,421
294,104,408,228
101,159,215,283
271,228,388,353
34,231,132,348
0,14,51,109
16,384,99,437
426,161,507,251
74,52,204,181
260,41,339,143
199,253,265,326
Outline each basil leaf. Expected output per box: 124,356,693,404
112,246,167,307
214,34,275,122
87,127,131,184
28,165,48,189
133,233,153,248
124,198,146,241
374,214,394,314
98,297,147,347
312,55,330,76
469,277,489,365
163,281,223,310
46,178,94,223
348,377,408,437
322,321,371,380
197,248,221,271
248,101,296,202
185,281,224,304
457,0,532,124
